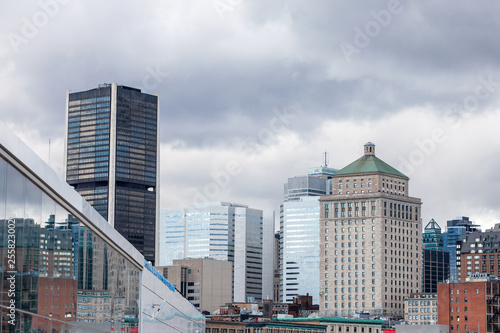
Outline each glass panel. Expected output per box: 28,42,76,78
1,157,139,332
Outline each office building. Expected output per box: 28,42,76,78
443,217,481,282
421,219,450,293
280,167,337,304
423,249,450,293
457,223,500,282
283,167,336,202
423,218,444,250
0,123,203,332
159,202,274,302
156,258,233,313
403,293,438,325
280,196,322,303
437,274,500,333
319,143,422,318
64,83,159,264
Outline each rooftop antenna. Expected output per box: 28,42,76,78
323,151,329,168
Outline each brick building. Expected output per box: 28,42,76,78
457,223,500,282
437,275,500,332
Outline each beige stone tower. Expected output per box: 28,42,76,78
319,143,422,318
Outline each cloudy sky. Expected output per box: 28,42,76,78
1,0,500,231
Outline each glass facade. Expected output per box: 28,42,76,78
1,123,204,332
444,217,481,283
66,84,158,264
423,249,450,293
422,218,444,251
280,197,321,303
67,90,112,220
159,202,272,303
0,155,140,332
279,170,335,304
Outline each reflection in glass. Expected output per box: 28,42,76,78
0,157,139,332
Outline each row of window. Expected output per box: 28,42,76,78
408,315,436,320
324,301,376,309
407,300,437,306
338,182,372,189
407,307,436,313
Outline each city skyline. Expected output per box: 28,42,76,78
2,1,500,230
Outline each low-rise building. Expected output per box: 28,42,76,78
403,293,437,325
156,258,233,313
206,320,326,333
395,325,448,333
437,274,500,332
275,317,385,333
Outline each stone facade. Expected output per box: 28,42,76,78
404,293,438,325
156,258,233,313
319,143,422,318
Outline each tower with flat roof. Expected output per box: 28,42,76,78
280,166,337,304
64,83,159,264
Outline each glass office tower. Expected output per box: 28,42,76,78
159,202,275,303
64,83,159,264
443,216,481,282
280,167,337,304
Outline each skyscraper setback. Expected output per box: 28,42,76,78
64,83,159,264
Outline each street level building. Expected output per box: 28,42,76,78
64,83,159,264
437,274,500,333
403,293,437,325
275,317,385,333
156,258,233,313
159,202,274,302
396,326,448,333
319,143,422,318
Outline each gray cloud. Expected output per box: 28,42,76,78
1,0,500,230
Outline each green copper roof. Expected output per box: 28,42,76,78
334,155,408,179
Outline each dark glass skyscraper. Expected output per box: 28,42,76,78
64,83,159,264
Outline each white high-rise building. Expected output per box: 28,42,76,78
159,202,274,302
280,167,337,304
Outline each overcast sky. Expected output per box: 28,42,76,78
1,0,500,231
